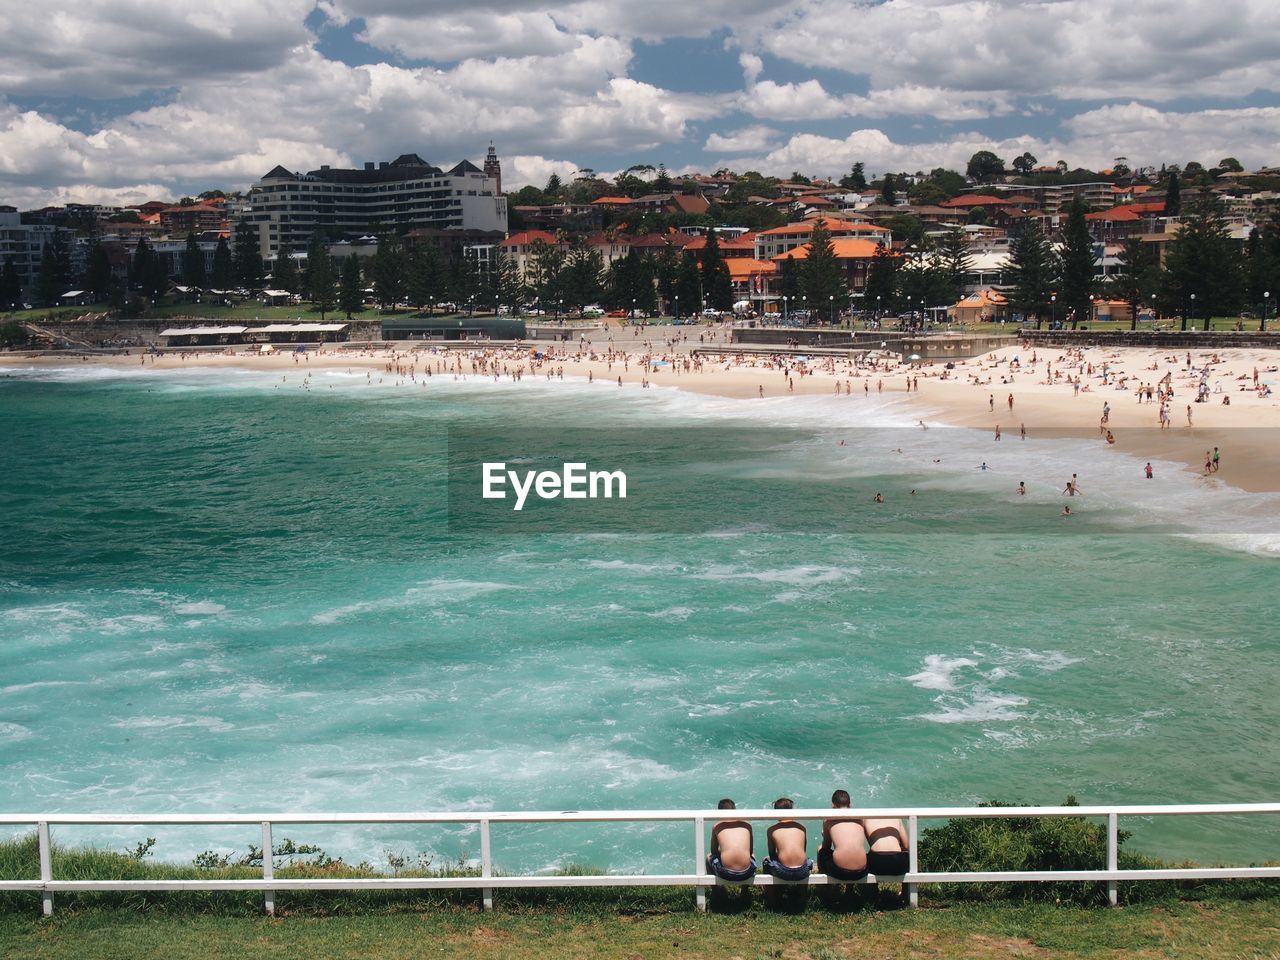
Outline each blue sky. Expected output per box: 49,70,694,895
0,0,1277,207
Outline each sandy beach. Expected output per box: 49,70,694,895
5,329,1280,493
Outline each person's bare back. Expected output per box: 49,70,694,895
768,820,807,868
711,821,753,872
825,818,867,872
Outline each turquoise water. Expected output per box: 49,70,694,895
2,365,1279,872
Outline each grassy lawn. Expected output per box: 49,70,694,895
2,895,1280,959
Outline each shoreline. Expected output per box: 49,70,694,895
4,337,1279,494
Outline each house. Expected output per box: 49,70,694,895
754,219,890,260
770,237,883,295
951,289,1010,324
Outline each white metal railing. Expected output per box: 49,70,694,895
3,803,1278,916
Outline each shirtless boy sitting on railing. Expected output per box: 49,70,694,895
706,798,755,881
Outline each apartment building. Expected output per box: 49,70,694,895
991,181,1115,216
240,151,508,260
0,206,65,291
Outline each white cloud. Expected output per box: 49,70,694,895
0,0,314,97
357,10,576,61
0,37,715,204
1063,102,1280,171
322,0,788,55
505,155,581,191
759,0,1280,103
727,103,1280,181
705,126,780,154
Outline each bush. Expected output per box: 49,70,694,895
917,796,1139,904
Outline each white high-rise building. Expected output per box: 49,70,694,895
239,152,507,260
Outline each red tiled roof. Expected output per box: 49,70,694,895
1085,201,1165,222
773,238,883,261
726,258,778,278
758,218,889,237
591,196,634,205
940,194,1009,208
501,230,560,247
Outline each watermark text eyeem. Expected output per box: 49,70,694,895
481,462,628,511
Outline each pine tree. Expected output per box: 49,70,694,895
1164,172,1181,217
130,238,152,294
211,237,233,291
232,221,263,288
407,244,442,311
490,248,522,313
1245,219,1280,328
85,243,113,302
561,239,606,310
302,233,327,299
36,237,66,305
1058,199,1098,328
880,173,897,206
700,228,733,310
1,256,22,309
338,254,363,319
526,239,565,303
864,242,899,317
310,251,337,319
1160,195,1243,330
145,244,171,301
937,228,972,305
272,251,299,293
182,233,206,289
655,241,679,312
1007,220,1057,327
674,250,701,319
800,220,847,321
839,162,867,192
1111,235,1159,330
371,236,407,308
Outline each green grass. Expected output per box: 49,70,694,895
4,897,1280,959
3,833,1280,958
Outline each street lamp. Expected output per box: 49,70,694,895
782,295,788,323
829,293,835,325
429,298,434,316
1190,293,1196,333
1263,291,1270,332
674,294,679,321
1050,293,1056,331
631,297,636,321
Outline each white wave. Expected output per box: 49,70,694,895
310,579,519,625
584,559,678,573
917,692,1029,724
695,564,849,585
173,601,226,615
905,655,978,691
0,722,33,741
646,606,694,620
1,680,91,695
109,715,235,733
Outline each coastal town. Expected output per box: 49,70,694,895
2,146,1278,350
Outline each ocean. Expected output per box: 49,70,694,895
2,363,1278,873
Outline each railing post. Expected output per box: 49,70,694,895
262,821,275,917
906,815,919,908
480,819,493,911
37,821,53,917
1107,812,1118,907
694,816,707,912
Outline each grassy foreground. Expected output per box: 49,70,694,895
3,896,1280,959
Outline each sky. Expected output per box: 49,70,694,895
1,0,1278,208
